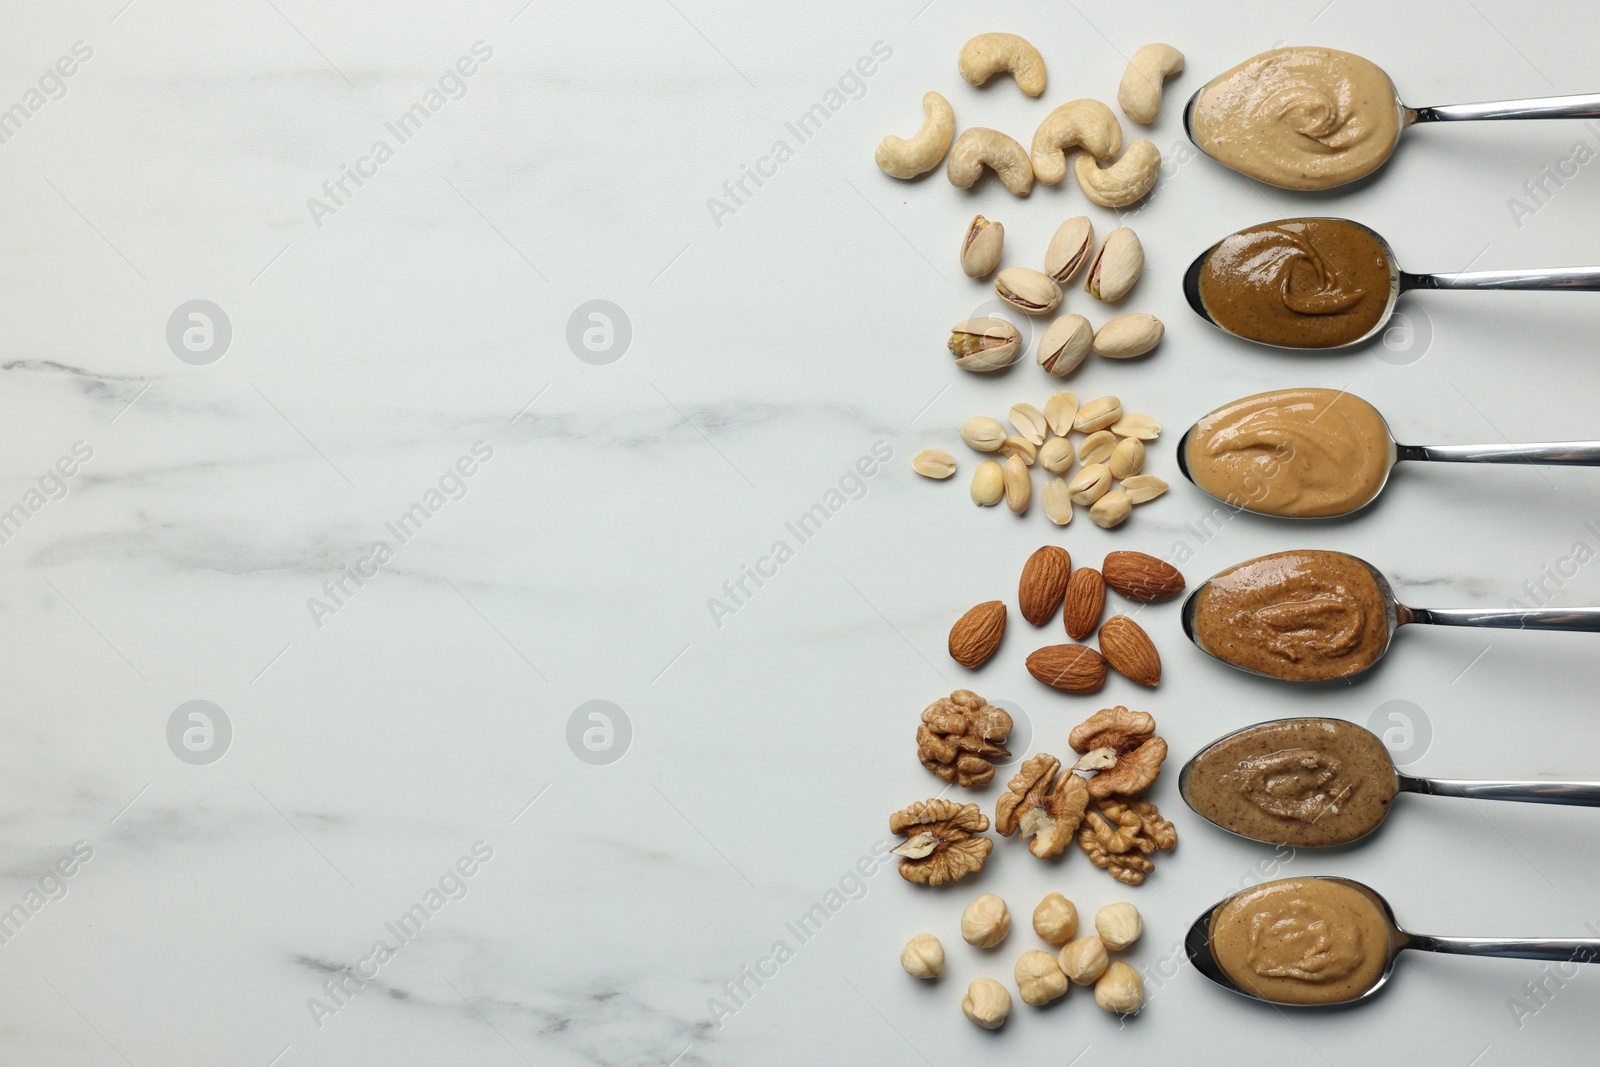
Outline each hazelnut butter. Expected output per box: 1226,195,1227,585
1198,219,1394,347
1186,719,1398,846
1210,878,1395,1004
1184,388,1395,517
1191,550,1392,681
1189,47,1403,190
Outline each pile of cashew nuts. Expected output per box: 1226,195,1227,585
874,34,1183,208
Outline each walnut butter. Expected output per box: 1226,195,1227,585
1210,878,1395,1004
1184,388,1395,516
1197,219,1394,347
1191,550,1392,681
1189,47,1403,190
1185,718,1397,846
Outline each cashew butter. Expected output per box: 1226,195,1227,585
1210,878,1394,1004
1190,47,1403,190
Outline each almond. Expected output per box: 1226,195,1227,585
1025,644,1107,693
950,601,1007,669
1098,615,1160,686
1062,567,1106,640
1018,546,1072,626
1102,551,1185,602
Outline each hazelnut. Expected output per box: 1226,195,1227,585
1013,949,1069,1006
1095,902,1143,951
900,933,944,979
1094,960,1144,1014
1032,892,1079,944
961,977,1012,1028
1058,935,1108,985
960,893,1012,948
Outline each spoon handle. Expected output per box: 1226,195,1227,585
1406,935,1600,963
1401,266,1600,292
1399,774,1600,806
1409,94,1600,123
1405,605,1600,632
1396,441,1600,465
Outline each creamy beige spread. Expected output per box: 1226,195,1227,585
1185,388,1395,516
1211,878,1393,1004
1191,550,1392,681
1185,719,1398,846
1190,47,1403,190
1197,219,1394,348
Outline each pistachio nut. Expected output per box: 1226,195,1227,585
948,317,1022,372
1037,314,1092,377
1084,228,1144,303
1121,474,1168,503
999,435,1037,465
995,267,1063,316
1003,453,1031,514
1008,403,1048,446
1073,395,1123,433
961,215,1005,278
971,460,1005,505
1077,429,1117,466
961,416,1008,452
1090,488,1132,529
1068,463,1111,506
1093,313,1164,358
1044,216,1094,285
1042,477,1074,525
1108,437,1144,479
1044,392,1079,437
1038,436,1073,475
1109,412,1160,440
912,448,957,479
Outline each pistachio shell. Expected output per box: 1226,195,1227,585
1037,314,1092,377
961,216,1005,278
1045,216,1094,284
1084,228,1144,303
1093,313,1163,358
995,268,1063,316
949,317,1022,372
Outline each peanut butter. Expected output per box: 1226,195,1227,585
1197,219,1394,348
1185,388,1395,517
1211,878,1394,1004
1191,550,1392,681
1185,719,1398,846
1190,47,1403,190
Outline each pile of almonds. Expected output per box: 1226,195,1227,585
950,547,1185,692
914,392,1167,529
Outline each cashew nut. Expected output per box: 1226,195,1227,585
1030,99,1123,185
875,91,956,179
948,128,1034,196
1073,139,1160,207
958,33,1046,97
1117,43,1184,124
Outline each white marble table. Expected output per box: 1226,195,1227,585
2,1,1599,1063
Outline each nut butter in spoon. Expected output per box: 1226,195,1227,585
1183,217,1600,350
1189,877,1600,1008
1181,549,1600,682
1184,45,1600,191
1177,387,1600,518
1180,717,1600,848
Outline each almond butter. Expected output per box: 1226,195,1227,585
1102,551,1185,603
1098,615,1160,686
1025,644,1107,693
1018,546,1072,626
949,601,1007,669
1062,567,1106,640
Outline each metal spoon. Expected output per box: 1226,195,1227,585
1175,389,1600,518
1182,75,1600,190
1179,717,1600,848
1180,550,1600,683
1188,877,1600,1007
1183,217,1600,350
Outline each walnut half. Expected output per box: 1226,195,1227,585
1068,705,1168,798
917,690,1013,788
1076,794,1177,885
994,753,1089,859
889,799,994,886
